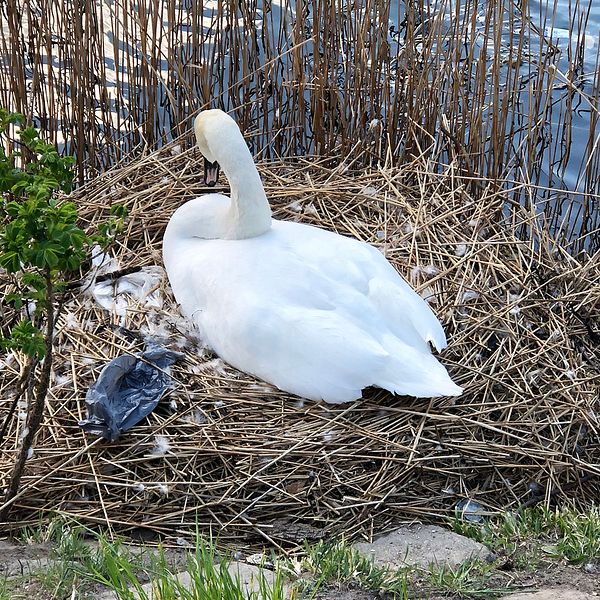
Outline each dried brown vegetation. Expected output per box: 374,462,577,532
0,142,598,544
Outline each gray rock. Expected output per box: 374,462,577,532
354,524,494,569
498,588,598,600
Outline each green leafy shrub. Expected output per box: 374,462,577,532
0,109,126,517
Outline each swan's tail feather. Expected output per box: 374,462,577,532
376,337,463,398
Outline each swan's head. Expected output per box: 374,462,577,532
194,110,244,186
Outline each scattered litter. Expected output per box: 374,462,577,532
455,499,486,523
148,434,172,457
361,185,378,196
286,200,302,213
246,553,273,568
303,202,318,216
461,289,480,302
79,344,183,442
455,243,467,257
90,266,164,318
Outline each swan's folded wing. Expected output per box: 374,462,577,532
367,276,448,351
222,304,390,404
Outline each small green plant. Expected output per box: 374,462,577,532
0,109,126,518
300,539,410,597
451,504,600,567
425,559,501,598
86,534,289,600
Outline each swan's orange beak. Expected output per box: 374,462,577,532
204,158,220,187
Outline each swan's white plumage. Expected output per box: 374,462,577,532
163,110,462,403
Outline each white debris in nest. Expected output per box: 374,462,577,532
140,317,171,342
508,294,521,315
133,483,145,493
156,484,169,496
202,358,229,377
0,353,17,371
304,202,318,216
91,244,120,275
170,335,191,351
149,435,172,457
420,286,438,304
360,185,378,197
170,144,182,155
375,230,385,241
423,265,440,277
213,400,226,409
455,243,467,257
187,410,207,425
286,200,302,213
410,266,422,281
62,311,79,330
90,266,164,317
468,218,479,228
169,399,178,411
461,290,479,302
565,369,576,380
322,429,336,442
257,455,275,467
410,264,439,281
247,383,276,395
402,222,418,236
528,369,541,384
19,427,29,441
18,411,27,421
160,176,171,185
26,447,34,460
54,374,71,387
294,399,306,409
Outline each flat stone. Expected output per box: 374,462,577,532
498,588,598,600
354,524,494,569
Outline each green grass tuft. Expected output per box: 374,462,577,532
451,504,600,567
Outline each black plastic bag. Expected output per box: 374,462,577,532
79,345,183,441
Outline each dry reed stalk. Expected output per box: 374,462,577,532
0,142,598,545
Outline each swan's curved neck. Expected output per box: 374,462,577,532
217,140,271,240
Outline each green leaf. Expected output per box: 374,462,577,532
9,320,46,359
110,204,128,219
0,250,21,272
4,293,24,310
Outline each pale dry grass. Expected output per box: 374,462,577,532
0,141,598,546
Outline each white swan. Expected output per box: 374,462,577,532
163,110,462,403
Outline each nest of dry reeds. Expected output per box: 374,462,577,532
0,141,599,547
